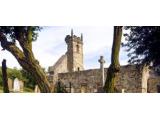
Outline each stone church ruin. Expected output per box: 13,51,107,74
48,30,160,93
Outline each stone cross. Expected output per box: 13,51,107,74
98,56,105,87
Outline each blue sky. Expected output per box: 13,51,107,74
0,26,129,70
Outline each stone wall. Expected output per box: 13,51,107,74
147,69,160,93
48,54,68,82
117,65,142,93
58,69,102,93
58,65,144,93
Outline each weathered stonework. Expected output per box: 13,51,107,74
48,30,84,84
147,69,160,93
57,65,142,93
48,30,160,93
65,31,84,72
117,65,142,93
58,69,102,93
48,54,68,83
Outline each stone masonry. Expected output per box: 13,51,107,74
48,30,160,93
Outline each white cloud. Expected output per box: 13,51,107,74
0,26,129,70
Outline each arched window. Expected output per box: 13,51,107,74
77,67,80,71
76,44,80,53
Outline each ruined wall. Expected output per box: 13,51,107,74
58,69,102,93
147,69,160,93
48,54,68,82
117,65,142,93
58,65,143,93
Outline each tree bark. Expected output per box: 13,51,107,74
2,59,9,93
0,31,51,93
104,26,123,93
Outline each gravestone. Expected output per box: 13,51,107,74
19,81,24,92
34,85,40,93
8,78,13,91
122,89,125,93
13,78,20,92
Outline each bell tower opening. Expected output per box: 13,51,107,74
65,29,84,72
76,44,80,53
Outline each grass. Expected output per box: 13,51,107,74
23,87,34,93
0,86,34,93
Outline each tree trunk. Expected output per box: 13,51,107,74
2,59,9,93
0,30,51,93
104,26,123,93
12,43,51,93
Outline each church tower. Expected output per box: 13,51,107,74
65,29,84,72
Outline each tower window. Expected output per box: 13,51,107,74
78,67,80,71
76,44,80,53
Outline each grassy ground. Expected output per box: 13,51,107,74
23,87,34,93
0,86,34,93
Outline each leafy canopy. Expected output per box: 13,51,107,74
0,26,42,43
123,26,160,66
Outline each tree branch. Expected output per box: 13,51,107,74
16,27,36,63
0,32,30,69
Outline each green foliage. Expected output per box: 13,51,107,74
0,26,42,43
0,67,25,86
23,87,34,92
21,69,36,89
0,26,51,92
0,67,36,90
8,67,24,80
123,26,160,66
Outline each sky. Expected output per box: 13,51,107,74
0,26,129,71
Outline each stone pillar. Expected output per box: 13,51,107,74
2,59,9,93
142,65,149,93
98,56,106,87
